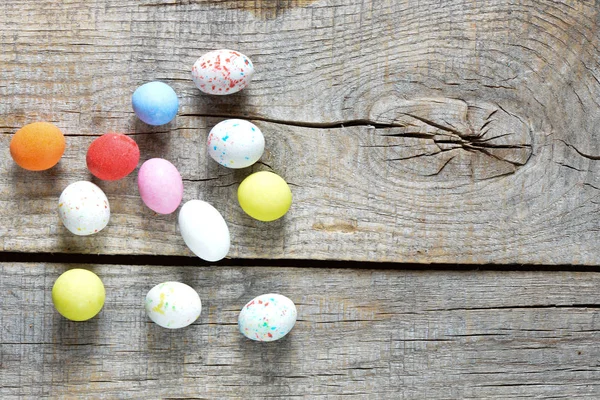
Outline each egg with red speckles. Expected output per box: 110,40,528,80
207,119,265,169
58,181,110,236
238,293,297,342
191,49,254,95
145,282,202,329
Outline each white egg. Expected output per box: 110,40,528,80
178,200,230,262
238,293,297,342
207,119,265,169
145,282,202,329
58,181,110,236
191,49,254,95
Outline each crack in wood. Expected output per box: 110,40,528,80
555,162,588,173
178,113,407,130
425,304,600,312
0,116,407,136
181,177,223,183
555,138,600,161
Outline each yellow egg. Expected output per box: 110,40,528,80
52,269,105,321
238,171,292,221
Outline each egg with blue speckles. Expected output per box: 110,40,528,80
207,119,265,169
132,81,179,126
191,49,254,95
145,282,202,329
238,293,297,342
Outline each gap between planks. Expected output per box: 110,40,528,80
2,251,600,272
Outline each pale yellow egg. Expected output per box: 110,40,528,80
237,171,292,222
52,269,105,321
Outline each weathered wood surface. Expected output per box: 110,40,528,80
4,2,600,398
1,263,599,399
2,0,600,263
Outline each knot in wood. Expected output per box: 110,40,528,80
368,97,533,181
174,0,318,18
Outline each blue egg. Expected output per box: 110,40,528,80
132,81,179,126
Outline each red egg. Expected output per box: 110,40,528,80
86,133,140,181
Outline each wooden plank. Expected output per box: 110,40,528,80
1,263,600,399
0,120,598,264
1,0,600,263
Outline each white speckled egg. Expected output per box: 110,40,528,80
178,200,230,262
207,119,265,169
58,181,110,236
238,293,297,342
191,49,254,95
145,282,202,329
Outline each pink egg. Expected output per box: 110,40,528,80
137,158,183,214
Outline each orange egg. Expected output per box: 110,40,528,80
10,122,66,171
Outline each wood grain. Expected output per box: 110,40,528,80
2,263,600,399
1,0,600,263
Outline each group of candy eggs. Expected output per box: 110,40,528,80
11,49,297,342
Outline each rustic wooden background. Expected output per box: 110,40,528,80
2,0,600,398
